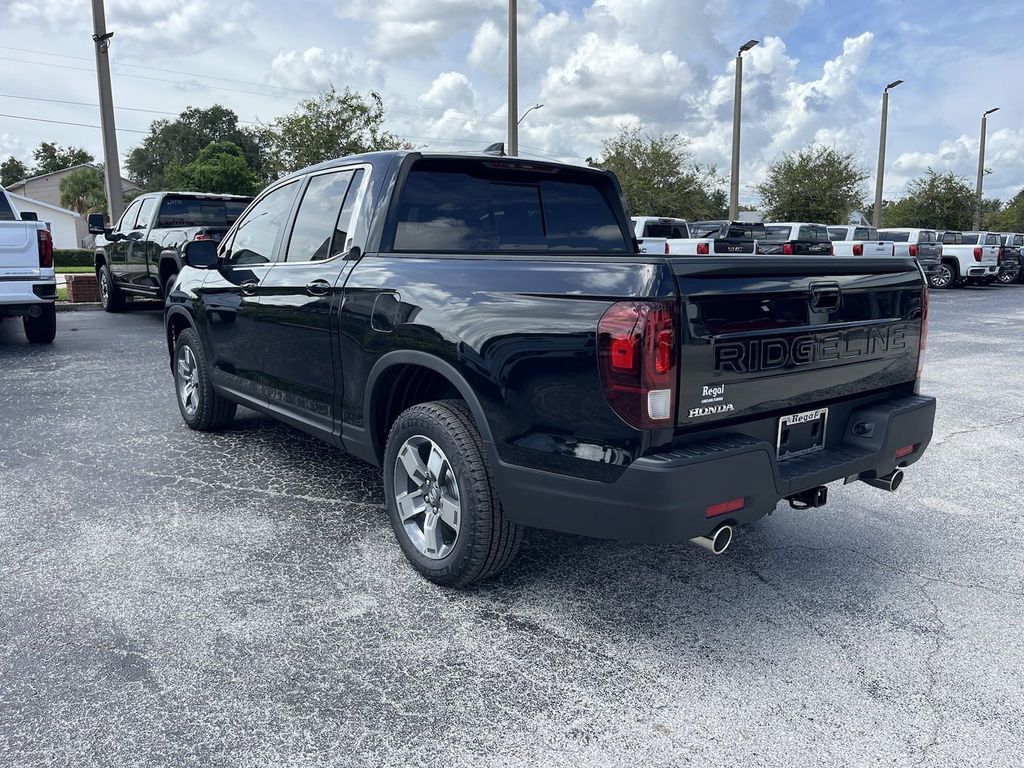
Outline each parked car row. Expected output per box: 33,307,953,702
629,216,1024,290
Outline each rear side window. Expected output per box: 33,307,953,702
0,193,15,222
764,225,791,241
918,231,936,243
227,182,298,265
827,227,847,241
940,232,962,245
690,222,723,238
285,170,354,262
136,197,156,230
962,234,979,245
392,161,629,253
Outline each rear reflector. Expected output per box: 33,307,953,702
706,497,745,518
895,444,916,459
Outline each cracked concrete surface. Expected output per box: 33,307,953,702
1,288,1022,767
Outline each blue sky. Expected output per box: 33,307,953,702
3,0,1023,204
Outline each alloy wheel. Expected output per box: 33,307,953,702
931,264,953,289
393,435,462,560
100,270,110,307
176,345,200,417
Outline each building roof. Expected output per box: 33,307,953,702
7,163,140,192
6,191,81,218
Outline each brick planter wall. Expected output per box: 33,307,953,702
65,274,100,304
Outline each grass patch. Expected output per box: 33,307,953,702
57,286,68,302
56,266,95,274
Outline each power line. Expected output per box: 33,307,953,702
0,92,177,116
0,111,148,134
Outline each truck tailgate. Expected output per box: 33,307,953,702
862,241,893,257
0,223,40,277
672,257,925,427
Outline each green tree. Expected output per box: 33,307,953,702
31,142,94,175
59,166,107,215
1,156,29,187
127,105,270,190
164,141,261,196
985,189,1024,232
587,126,727,219
270,87,401,175
881,170,976,230
756,145,868,223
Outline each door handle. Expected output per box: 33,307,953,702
240,280,260,295
306,279,332,296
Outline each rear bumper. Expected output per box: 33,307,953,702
0,278,57,314
966,265,998,277
495,393,936,544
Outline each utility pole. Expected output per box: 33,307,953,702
873,79,903,228
507,0,518,156
729,40,758,221
91,0,124,221
974,107,999,231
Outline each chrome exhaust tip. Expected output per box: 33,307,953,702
861,468,904,492
690,524,734,555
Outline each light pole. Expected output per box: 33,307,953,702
872,79,903,228
90,0,124,221
729,39,758,221
974,107,999,230
518,103,543,126
507,0,518,156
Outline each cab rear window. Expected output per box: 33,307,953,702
0,193,15,222
392,160,629,253
879,231,909,242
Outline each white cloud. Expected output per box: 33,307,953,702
419,72,478,111
267,47,385,92
336,0,507,56
891,129,1024,201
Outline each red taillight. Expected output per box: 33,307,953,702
782,242,794,255
194,233,214,241
916,285,928,382
895,444,916,459
909,244,918,258
706,497,745,518
973,247,983,261
853,243,863,256
828,243,834,255
37,228,53,269
598,301,676,429
696,242,709,255
664,240,670,255
998,246,1005,262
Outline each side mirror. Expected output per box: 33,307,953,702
20,211,38,222
183,239,219,269
87,213,107,235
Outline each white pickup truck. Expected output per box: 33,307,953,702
0,187,57,343
631,216,690,254
932,230,1000,288
826,225,894,257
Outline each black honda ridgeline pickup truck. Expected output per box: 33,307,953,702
165,152,935,586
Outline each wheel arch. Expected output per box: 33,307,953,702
165,306,195,369
363,351,497,465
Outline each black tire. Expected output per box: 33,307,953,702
23,303,56,344
173,328,236,431
384,400,523,587
98,262,124,312
929,261,957,289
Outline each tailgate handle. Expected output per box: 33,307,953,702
808,281,841,311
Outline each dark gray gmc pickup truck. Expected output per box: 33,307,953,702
165,151,935,586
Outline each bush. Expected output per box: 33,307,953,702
54,249,94,268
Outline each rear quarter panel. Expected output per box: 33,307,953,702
340,254,677,479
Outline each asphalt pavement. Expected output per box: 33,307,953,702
1,287,1022,767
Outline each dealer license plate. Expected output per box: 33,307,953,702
777,408,828,461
